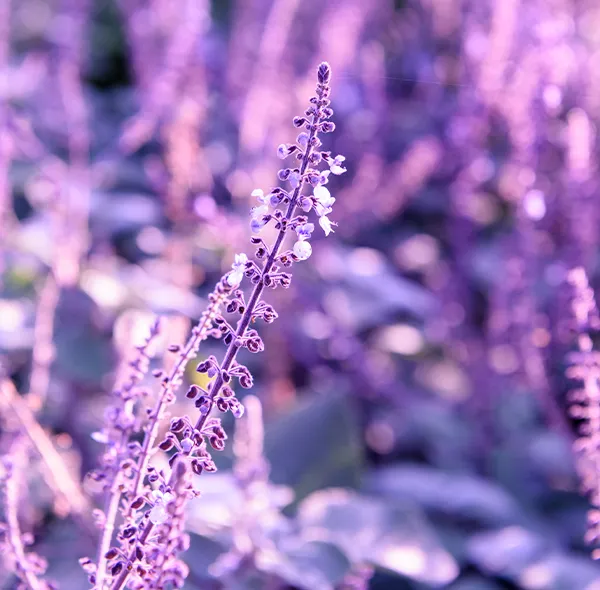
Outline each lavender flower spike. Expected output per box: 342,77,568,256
108,61,344,590
567,267,600,558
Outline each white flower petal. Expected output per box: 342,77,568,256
314,185,330,201
227,270,243,287
330,164,347,175
315,203,325,217
235,253,247,264
150,505,169,525
251,205,269,219
330,155,347,175
91,431,109,444
319,216,335,236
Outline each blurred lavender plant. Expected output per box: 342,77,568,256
85,317,161,589
567,268,600,558
83,62,345,590
0,439,56,590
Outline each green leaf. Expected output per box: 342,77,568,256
264,393,363,501
297,488,459,587
258,541,350,590
366,465,524,527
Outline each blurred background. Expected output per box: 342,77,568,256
1,0,600,588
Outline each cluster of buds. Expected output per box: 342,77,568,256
98,461,195,589
223,65,346,291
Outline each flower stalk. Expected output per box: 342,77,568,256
105,60,345,590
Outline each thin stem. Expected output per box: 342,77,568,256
0,379,89,518
2,441,46,590
94,478,122,589
26,275,59,412
94,320,159,589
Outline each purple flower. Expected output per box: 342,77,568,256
297,132,309,148
250,219,266,234
296,222,314,241
250,205,269,233
299,196,312,212
293,222,315,259
180,437,194,453
318,169,331,186
269,193,282,207
93,60,343,590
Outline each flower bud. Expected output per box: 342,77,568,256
159,437,175,451
317,62,331,84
